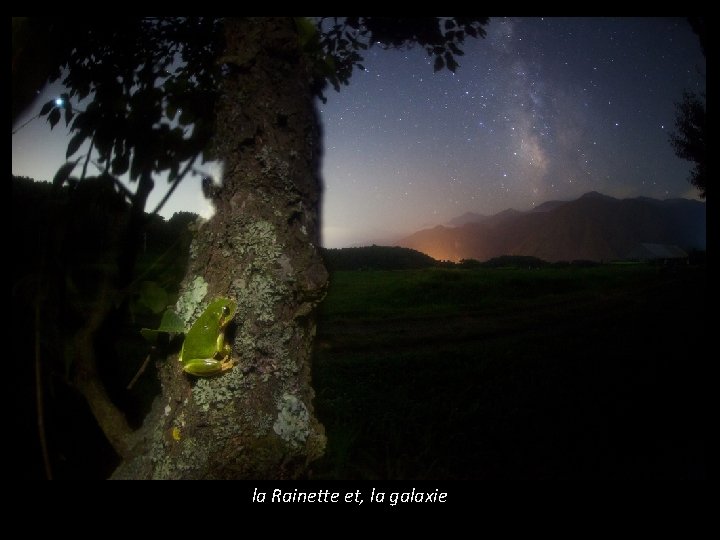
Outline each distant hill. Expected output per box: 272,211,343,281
321,245,438,271
531,198,568,213
446,212,488,227
399,192,706,262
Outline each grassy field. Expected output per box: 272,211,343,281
311,265,708,480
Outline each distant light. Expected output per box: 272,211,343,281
55,98,64,107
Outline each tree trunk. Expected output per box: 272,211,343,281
112,17,328,479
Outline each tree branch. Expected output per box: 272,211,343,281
71,276,133,459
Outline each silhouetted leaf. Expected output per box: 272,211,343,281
296,16,319,49
66,132,86,158
445,19,456,30
433,55,444,72
169,162,179,181
158,309,185,333
52,161,77,187
64,104,74,126
130,154,147,181
141,307,185,343
138,281,169,314
465,25,478,38
48,108,61,129
112,152,130,176
94,133,112,162
178,108,195,125
449,42,464,56
39,100,54,116
140,328,161,344
445,52,458,72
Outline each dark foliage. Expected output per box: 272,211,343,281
12,175,195,478
669,91,706,198
22,18,225,197
19,17,488,198
667,18,706,200
314,17,488,100
688,17,706,58
475,255,549,269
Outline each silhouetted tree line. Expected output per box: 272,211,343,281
459,256,605,269
321,249,646,272
322,245,439,271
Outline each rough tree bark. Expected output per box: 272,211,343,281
112,17,328,479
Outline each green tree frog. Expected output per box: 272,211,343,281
179,297,238,376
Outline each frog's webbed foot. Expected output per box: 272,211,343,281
213,344,235,372
219,357,237,372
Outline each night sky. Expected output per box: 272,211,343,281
12,17,705,248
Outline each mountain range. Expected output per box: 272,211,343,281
398,191,706,262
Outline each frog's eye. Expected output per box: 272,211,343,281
222,306,230,316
